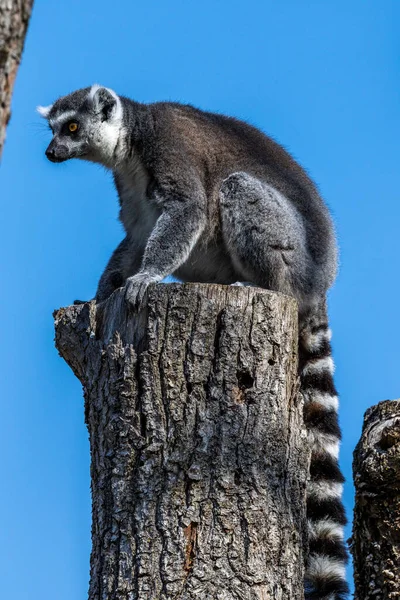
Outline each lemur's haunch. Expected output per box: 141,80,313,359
39,85,348,599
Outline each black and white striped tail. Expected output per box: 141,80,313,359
299,300,349,600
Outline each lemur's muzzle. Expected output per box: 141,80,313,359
45,140,70,163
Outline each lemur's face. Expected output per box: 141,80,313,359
38,85,123,167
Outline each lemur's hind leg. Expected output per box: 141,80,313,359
220,172,310,310
75,238,137,305
95,237,143,303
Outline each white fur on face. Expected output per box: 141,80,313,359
49,110,77,131
90,120,124,166
37,104,53,118
86,85,124,167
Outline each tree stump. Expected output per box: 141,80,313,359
54,283,310,600
351,399,400,600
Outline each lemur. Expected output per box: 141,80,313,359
38,85,348,599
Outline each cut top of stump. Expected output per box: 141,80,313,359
54,283,299,384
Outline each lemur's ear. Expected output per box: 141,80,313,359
36,104,53,118
88,84,121,121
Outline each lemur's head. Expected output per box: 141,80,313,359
37,85,123,167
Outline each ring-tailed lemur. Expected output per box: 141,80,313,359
38,85,349,599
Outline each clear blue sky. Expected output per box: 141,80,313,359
1,1,399,597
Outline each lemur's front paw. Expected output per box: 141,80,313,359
124,272,159,308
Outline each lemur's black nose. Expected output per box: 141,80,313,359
45,143,69,163
45,147,56,160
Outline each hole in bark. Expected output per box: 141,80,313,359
183,522,198,573
268,358,275,366
379,421,400,450
211,311,224,371
186,381,193,395
203,379,214,399
240,515,250,560
185,477,192,507
140,412,147,438
237,369,254,390
234,469,242,485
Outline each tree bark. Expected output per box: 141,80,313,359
351,399,400,600
54,283,310,600
0,0,34,157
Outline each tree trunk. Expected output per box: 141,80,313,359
0,0,34,157
54,283,310,600
351,399,400,600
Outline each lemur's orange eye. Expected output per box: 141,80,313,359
68,122,78,132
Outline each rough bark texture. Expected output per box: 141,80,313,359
351,399,400,600
0,0,33,157
54,283,310,600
